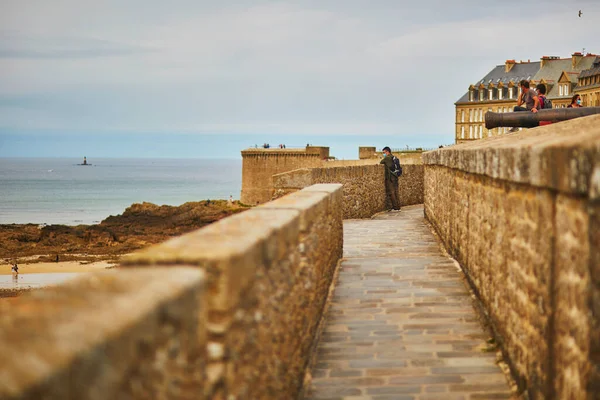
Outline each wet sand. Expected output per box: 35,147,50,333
0,260,117,297
0,260,116,275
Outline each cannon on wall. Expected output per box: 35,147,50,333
485,107,600,129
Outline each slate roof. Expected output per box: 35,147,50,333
533,56,597,99
579,56,600,79
455,62,541,104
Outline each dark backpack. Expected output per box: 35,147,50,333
390,156,402,177
539,95,552,109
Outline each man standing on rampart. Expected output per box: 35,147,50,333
380,146,401,211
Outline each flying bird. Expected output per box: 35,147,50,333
578,10,582,17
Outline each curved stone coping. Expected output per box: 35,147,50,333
0,268,206,399
424,114,600,198
121,184,344,398
123,184,343,312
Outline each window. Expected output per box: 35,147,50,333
461,126,465,139
564,85,569,96
479,125,483,137
498,89,503,100
479,109,483,121
559,85,563,96
509,88,513,98
480,91,485,101
469,109,473,122
469,90,474,101
489,89,493,100
461,110,465,122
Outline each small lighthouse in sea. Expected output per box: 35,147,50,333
78,156,92,166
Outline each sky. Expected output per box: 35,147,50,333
0,0,599,159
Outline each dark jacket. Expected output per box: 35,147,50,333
380,155,398,181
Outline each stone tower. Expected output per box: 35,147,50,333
240,146,329,205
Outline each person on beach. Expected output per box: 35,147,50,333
380,146,401,211
11,263,18,275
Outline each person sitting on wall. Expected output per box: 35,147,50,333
536,83,553,126
510,80,540,132
567,94,583,108
514,80,540,113
380,146,401,211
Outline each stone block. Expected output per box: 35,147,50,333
0,268,207,400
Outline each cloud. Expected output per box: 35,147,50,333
0,30,156,59
0,0,599,141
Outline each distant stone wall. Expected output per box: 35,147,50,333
0,184,343,400
273,164,424,219
240,147,330,205
423,115,600,400
358,146,424,164
323,159,379,167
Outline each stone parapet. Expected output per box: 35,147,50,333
0,268,207,400
272,164,424,219
122,184,344,399
423,114,600,399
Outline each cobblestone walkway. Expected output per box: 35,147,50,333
304,205,513,400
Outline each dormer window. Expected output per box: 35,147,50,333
498,89,503,100
564,84,569,96
488,89,493,100
479,90,485,101
559,85,563,96
469,89,474,101
508,87,513,98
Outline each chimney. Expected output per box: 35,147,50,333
505,59,516,73
572,52,583,68
541,56,550,68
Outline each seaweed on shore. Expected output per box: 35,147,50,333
0,200,250,263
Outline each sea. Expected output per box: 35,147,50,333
0,158,242,225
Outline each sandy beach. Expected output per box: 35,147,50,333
0,260,116,275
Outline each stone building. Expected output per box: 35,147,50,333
454,59,540,143
455,52,597,143
575,55,600,106
531,52,597,108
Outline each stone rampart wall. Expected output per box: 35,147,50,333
423,115,600,400
122,183,343,399
273,164,424,219
0,184,344,400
